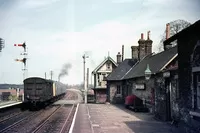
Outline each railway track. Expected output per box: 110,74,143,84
31,104,76,133
0,111,24,123
0,111,42,133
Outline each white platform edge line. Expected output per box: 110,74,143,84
0,102,22,109
69,103,79,133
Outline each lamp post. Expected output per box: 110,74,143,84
83,54,89,104
145,64,152,80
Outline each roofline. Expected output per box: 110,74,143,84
92,56,117,73
160,53,178,71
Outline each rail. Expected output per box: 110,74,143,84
59,104,75,133
0,111,40,133
31,105,63,133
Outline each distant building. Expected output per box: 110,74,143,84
92,56,118,103
0,88,24,101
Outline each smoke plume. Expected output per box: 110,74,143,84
58,63,72,81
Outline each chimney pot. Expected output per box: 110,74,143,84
122,45,124,61
147,31,150,40
141,33,144,40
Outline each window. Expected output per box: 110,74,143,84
116,85,122,95
107,63,111,70
102,74,107,80
98,82,101,86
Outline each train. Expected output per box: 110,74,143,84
23,77,66,109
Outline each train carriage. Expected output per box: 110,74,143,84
23,77,66,109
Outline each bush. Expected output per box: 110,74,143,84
8,95,19,101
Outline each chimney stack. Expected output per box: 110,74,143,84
166,23,170,39
122,45,124,61
138,33,146,60
131,46,138,60
116,52,122,64
164,23,172,50
145,31,153,56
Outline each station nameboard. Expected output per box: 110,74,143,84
135,84,145,90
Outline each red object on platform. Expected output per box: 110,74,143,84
125,95,136,105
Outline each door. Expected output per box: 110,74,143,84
165,78,172,121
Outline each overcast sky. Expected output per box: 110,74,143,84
0,0,200,85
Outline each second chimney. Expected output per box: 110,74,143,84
131,46,138,60
116,52,122,64
166,23,170,39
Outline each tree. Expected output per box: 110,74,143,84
158,19,191,52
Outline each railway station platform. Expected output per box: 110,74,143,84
0,101,22,109
71,104,183,133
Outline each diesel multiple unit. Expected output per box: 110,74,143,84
23,77,66,108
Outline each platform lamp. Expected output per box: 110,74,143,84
145,64,152,80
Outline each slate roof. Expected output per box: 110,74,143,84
123,46,177,79
92,56,117,74
106,59,138,81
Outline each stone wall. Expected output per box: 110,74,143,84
108,81,124,104
125,77,155,112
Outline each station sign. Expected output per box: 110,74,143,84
163,72,170,78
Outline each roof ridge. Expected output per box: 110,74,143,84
151,45,177,57
92,56,117,73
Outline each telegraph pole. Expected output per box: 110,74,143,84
82,54,89,104
87,68,89,89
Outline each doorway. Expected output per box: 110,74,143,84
165,78,172,121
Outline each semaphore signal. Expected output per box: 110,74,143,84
14,41,28,80
14,42,26,52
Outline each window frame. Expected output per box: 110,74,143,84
116,85,122,95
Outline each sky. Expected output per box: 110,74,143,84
0,0,200,85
